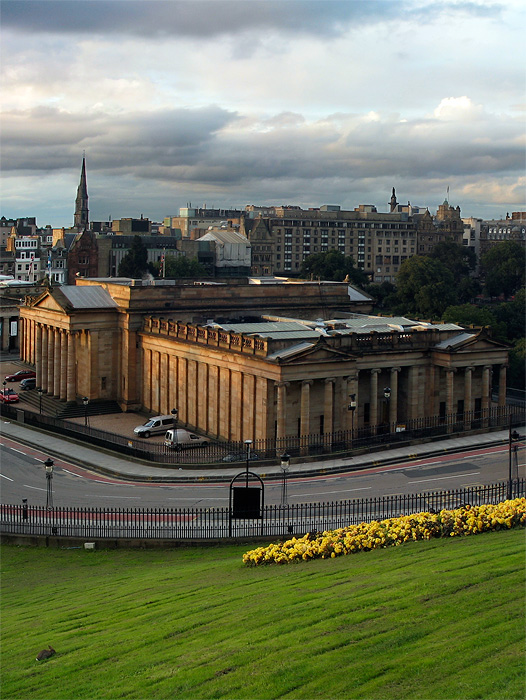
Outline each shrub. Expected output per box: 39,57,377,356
243,498,526,566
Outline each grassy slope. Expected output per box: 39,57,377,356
1,529,525,700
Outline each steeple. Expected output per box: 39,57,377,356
74,156,89,230
389,187,397,212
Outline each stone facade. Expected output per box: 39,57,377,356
19,279,508,445
242,200,463,283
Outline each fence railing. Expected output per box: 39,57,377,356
1,403,524,466
2,480,524,541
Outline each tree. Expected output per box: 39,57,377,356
365,281,397,310
491,288,526,342
395,255,457,318
429,240,476,276
442,304,507,341
480,241,525,297
299,251,367,286
154,255,208,279
118,236,155,278
428,241,480,303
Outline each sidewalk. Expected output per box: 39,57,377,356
0,415,519,483
1,354,521,483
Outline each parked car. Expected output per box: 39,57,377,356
20,377,36,390
164,429,210,450
133,415,175,438
0,388,19,403
4,369,36,382
222,452,260,463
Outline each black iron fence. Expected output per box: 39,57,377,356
1,402,524,466
2,480,524,541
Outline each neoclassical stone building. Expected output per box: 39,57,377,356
19,278,508,443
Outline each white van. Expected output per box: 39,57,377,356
164,429,210,450
134,415,175,438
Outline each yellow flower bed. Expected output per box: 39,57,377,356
242,498,526,566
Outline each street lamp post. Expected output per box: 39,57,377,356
244,439,253,487
37,387,43,414
383,387,391,433
348,393,357,446
508,419,521,499
280,453,290,506
82,396,89,427
171,408,178,450
44,458,54,510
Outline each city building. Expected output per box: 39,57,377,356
242,193,463,282
19,278,507,446
197,229,251,276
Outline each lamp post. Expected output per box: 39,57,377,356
383,386,391,433
348,393,357,446
244,439,253,487
82,396,89,427
280,452,290,506
37,387,43,414
508,419,521,499
44,458,54,510
171,408,178,450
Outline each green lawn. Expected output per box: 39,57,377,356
1,529,525,700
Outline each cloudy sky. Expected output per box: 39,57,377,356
1,0,524,227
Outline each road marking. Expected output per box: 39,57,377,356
168,496,229,501
295,486,372,497
61,469,82,478
8,447,26,455
408,471,480,484
0,473,13,481
85,494,141,499
23,485,46,491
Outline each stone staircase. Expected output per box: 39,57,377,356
21,389,122,419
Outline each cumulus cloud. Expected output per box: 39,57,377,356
1,0,524,224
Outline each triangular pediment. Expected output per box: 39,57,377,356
269,338,359,364
434,329,509,353
30,290,67,313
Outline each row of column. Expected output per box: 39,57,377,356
20,318,77,402
278,363,505,442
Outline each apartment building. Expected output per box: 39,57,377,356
242,201,460,282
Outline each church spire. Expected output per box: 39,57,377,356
74,156,89,230
389,186,398,212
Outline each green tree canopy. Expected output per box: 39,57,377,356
441,304,507,341
118,236,154,278
480,241,525,297
154,255,208,279
299,251,367,286
429,240,476,276
428,240,480,303
395,255,457,318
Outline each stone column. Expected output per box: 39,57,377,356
159,352,168,415
66,332,76,402
464,366,474,430
46,327,54,395
389,367,400,426
300,380,312,438
30,319,36,365
35,324,42,388
53,329,61,397
407,365,419,422
324,378,335,447
59,331,67,400
370,369,380,434
19,317,25,362
446,368,456,432
498,365,507,407
276,381,288,447
482,365,492,425
41,326,48,393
